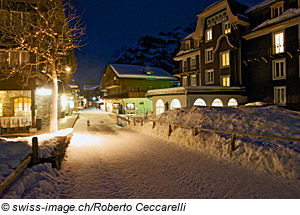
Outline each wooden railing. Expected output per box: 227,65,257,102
116,115,300,156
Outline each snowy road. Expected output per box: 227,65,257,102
56,110,300,198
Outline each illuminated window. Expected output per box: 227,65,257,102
206,28,212,42
228,98,238,107
220,51,230,68
191,74,197,86
223,22,231,34
14,97,31,116
212,98,223,107
194,98,206,106
126,103,135,110
156,99,164,115
274,86,286,105
205,69,214,85
220,75,230,87
170,99,181,110
205,47,213,63
274,32,284,54
272,58,286,80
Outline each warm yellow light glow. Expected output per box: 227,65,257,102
61,95,68,110
37,88,52,96
65,66,71,72
70,133,103,147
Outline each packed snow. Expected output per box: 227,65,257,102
129,106,300,179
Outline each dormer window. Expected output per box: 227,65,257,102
206,28,212,42
271,2,284,18
274,6,283,17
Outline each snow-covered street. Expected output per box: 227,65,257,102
53,110,300,198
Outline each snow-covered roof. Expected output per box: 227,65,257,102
110,64,177,81
245,0,277,13
202,0,224,12
146,86,245,96
252,8,300,31
183,32,195,40
83,85,99,91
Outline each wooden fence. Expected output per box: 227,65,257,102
116,115,300,157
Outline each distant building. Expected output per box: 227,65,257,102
100,64,178,114
83,85,100,108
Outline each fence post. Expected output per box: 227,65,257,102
134,118,136,126
152,121,156,129
141,119,143,126
229,134,236,157
32,137,39,165
168,124,172,136
193,127,197,136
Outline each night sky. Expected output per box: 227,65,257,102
73,0,259,87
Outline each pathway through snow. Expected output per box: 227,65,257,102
53,110,300,198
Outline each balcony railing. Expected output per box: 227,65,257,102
173,65,200,75
103,79,120,89
245,40,300,60
128,91,146,98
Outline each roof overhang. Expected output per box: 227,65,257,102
146,86,245,97
243,15,300,40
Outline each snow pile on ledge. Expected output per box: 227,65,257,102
128,106,300,179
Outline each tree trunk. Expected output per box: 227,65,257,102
49,64,58,133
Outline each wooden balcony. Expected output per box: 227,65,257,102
103,80,120,89
173,65,200,76
245,40,300,61
128,91,146,98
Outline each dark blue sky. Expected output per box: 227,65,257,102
73,0,259,87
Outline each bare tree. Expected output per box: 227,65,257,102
0,0,85,133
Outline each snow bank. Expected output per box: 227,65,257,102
3,163,59,199
0,128,73,196
128,106,300,179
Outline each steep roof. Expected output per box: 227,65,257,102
245,0,278,14
83,85,99,91
109,64,177,80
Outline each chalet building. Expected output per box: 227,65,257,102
0,0,75,132
83,85,100,108
149,0,300,116
243,0,300,110
100,64,178,114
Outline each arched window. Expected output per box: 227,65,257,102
228,98,238,107
14,97,31,116
170,99,181,110
194,98,207,106
212,98,223,107
156,99,164,115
